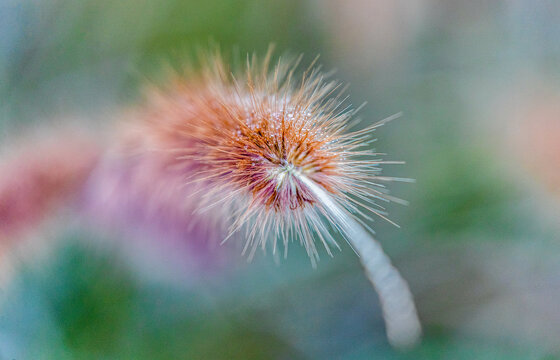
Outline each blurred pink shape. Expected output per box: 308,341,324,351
80,133,229,274
506,92,560,194
0,132,99,247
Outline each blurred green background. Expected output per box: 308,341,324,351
2,0,560,359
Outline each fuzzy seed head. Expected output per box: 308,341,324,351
125,52,395,263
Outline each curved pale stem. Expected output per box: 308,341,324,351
299,175,421,348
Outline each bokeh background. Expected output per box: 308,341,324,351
2,0,560,359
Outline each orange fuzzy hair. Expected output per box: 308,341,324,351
123,52,397,262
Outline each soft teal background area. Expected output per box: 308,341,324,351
1,0,560,359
